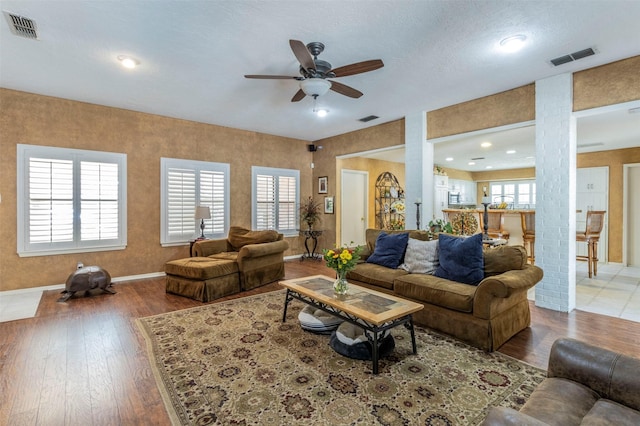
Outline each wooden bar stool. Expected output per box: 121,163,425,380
479,210,510,241
520,211,535,264
576,210,606,278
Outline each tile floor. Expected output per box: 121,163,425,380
2,263,639,323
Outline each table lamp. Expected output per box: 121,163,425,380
194,206,211,239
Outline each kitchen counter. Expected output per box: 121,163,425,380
442,209,533,246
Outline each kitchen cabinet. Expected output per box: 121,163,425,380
434,174,448,220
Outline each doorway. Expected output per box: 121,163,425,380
340,169,368,246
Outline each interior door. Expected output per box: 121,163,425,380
626,164,640,266
341,170,368,247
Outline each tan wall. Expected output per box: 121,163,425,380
574,56,640,111
312,120,405,248
426,84,535,139
0,89,312,291
577,147,640,262
338,157,405,229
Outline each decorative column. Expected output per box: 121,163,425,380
535,73,577,312
405,112,433,229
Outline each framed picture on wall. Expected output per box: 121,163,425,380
324,196,334,214
318,176,328,194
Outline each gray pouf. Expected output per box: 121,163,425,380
298,305,344,334
329,322,395,360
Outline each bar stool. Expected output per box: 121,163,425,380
479,210,510,241
576,210,606,278
520,211,535,264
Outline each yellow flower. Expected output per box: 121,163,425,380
326,249,334,257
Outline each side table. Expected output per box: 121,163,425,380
299,229,323,261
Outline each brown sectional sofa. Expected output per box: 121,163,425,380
483,338,640,425
346,229,544,351
165,226,289,302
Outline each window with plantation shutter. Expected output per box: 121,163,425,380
252,166,299,236
161,158,229,245
489,180,536,209
17,145,127,257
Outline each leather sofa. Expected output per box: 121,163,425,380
165,226,289,302
483,338,640,425
346,229,543,351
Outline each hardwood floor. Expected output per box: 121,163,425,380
1,259,639,425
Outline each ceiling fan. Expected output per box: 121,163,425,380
244,39,384,102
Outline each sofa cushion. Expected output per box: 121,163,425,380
484,245,527,276
208,251,239,261
433,233,484,285
366,232,409,269
394,274,476,313
165,257,238,280
581,399,640,426
346,262,409,290
520,377,600,426
400,238,439,274
227,226,280,251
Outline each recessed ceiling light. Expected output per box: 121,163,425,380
445,157,453,162
117,55,139,69
506,150,516,154
499,35,527,53
468,161,476,166
315,108,328,117
486,166,493,169
481,142,492,148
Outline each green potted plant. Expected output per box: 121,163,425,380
299,196,322,230
428,218,453,234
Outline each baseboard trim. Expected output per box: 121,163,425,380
1,271,166,296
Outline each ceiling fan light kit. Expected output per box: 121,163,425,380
244,39,383,104
300,78,331,97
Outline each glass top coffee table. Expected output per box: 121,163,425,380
280,275,424,374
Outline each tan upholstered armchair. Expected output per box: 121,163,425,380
193,226,289,291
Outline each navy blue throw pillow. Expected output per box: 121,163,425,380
366,232,409,269
433,233,484,285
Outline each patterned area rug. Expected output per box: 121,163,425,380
138,290,545,425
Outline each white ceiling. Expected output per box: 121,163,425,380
1,0,639,165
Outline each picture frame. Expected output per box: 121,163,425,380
318,176,328,194
324,196,334,214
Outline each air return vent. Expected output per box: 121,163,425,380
358,115,379,123
3,11,38,39
550,47,595,66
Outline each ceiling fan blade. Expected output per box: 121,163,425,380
244,75,299,79
291,89,306,102
289,39,315,71
329,80,363,98
331,59,384,77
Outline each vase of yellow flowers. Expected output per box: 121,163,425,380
323,244,362,295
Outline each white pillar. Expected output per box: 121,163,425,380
535,73,576,312
405,112,433,229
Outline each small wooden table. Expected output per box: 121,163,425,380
280,275,424,374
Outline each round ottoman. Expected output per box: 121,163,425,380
329,322,395,360
298,305,344,334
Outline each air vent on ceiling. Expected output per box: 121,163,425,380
470,157,485,161
550,47,595,66
359,115,379,123
3,11,38,39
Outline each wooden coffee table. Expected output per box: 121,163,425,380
280,275,424,374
